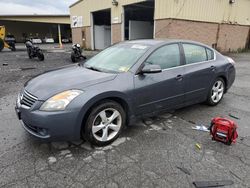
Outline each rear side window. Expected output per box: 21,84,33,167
183,44,207,64
206,48,214,60
146,44,181,69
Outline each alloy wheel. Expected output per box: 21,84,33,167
92,108,122,142
211,80,224,103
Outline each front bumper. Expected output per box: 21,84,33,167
15,98,82,141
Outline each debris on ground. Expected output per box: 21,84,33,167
192,125,209,132
188,120,196,124
195,143,202,150
229,113,240,120
20,67,36,71
176,166,191,175
48,156,57,164
193,180,234,188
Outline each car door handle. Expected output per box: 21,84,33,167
175,75,183,81
210,66,216,72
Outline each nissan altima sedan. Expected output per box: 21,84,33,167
15,39,235,146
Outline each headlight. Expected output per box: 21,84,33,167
40,90,83,111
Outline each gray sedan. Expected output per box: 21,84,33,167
15,39,235,146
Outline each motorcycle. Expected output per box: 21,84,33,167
25,41,44,61
71,44,86,63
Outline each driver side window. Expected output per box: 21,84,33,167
146,44,181,69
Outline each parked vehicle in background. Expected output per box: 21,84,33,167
43,37,54,43
61,36,70,43
5,34,16,43
15,39,235,146
71,44,86,62
31,37,42,44
25,40,44,61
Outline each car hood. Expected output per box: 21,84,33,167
25,64,117,100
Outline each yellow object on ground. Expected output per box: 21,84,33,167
195,143,202,150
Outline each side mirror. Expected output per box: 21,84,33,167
140,64,162,74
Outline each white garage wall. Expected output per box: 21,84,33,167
94,25,111,50
129,20,153,40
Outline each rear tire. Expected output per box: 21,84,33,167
206,78,225,106
0,39,4,52
37,52,44,61
10,44,16,51
82,100,126,146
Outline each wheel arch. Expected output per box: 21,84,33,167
217,75,228,93
78,92,133,138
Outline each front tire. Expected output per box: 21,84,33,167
83,100,126,146
207,78,225,106
71,52,76,63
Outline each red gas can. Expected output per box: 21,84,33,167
210,117,238,145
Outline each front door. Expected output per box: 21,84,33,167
133,43,185,116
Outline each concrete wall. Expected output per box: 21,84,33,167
155,0,250,26
72,27,84,46
217,24,250,52
72,26,92,49
155,19,250,52
111,23,122,44
155,19,218,47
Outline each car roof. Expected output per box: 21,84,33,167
122,39,212,48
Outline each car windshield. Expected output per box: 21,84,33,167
84,43,149,73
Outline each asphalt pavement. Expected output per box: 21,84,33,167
0,45,250,188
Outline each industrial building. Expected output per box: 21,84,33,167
0,15,71,43
70,0,250,52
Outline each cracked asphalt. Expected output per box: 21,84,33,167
0,45,250,188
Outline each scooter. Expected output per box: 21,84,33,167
25,40,44,61
71,44,86,63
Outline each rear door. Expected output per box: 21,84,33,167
133,43,185,115
181,43,217,104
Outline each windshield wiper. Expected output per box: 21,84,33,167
85,65,102,72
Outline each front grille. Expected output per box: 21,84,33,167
20,90,38,108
